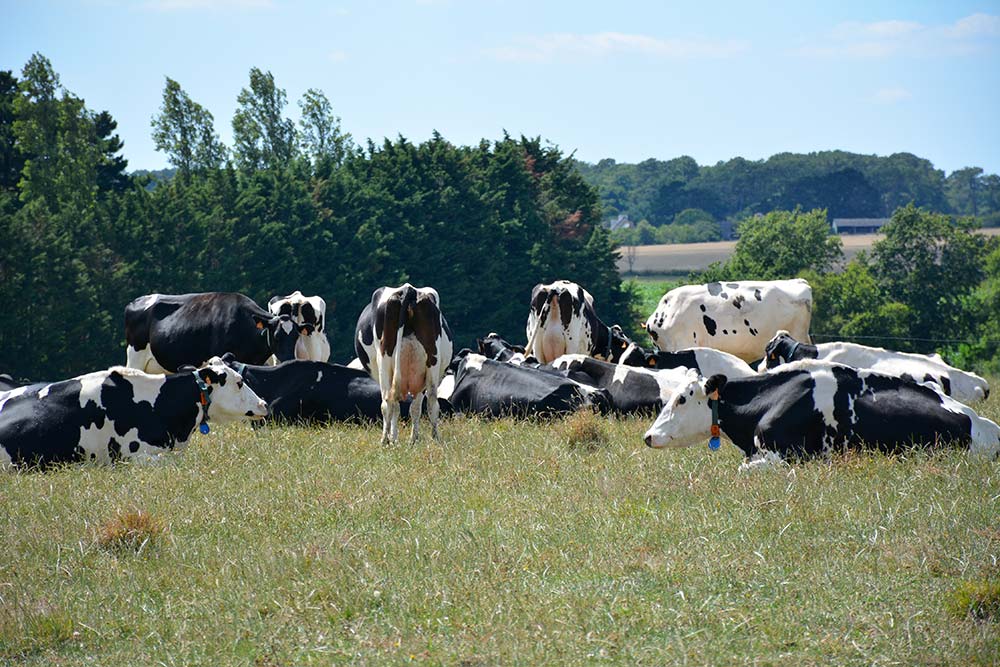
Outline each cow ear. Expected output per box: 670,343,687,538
648,357,656,367
220,352,236,363
703,374,728,397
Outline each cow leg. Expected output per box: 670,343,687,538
408,390,424,444
427,384,441,441
380,397,393,444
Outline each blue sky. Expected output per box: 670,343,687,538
4,0,999,174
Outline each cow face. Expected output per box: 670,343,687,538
644,370,727,448
254,314,312,362
760,330,797,371
197,357,268,421
618,342,652,367
606,325,635,363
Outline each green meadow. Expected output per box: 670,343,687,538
2,393,998,665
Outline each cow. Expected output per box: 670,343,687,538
0,374,23,392
760,331,990,403
125,292,309,374
354,284,453,443
644,279,813,363
642,361,1000,472
545,354,691,414
446,352,608,418
618,343,756,378
221,355,449,424
0,357,267,469
268,291,331,363
477,333,531,365
525,280,633,364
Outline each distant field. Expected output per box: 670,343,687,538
2,399,999,665
619,228,1000,276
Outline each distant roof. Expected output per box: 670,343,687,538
832,218,889,228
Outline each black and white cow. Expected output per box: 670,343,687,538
355,284,454,443
268,291,331,363
525,280,633,364
618,343,756,378
644,279,813,362
444,352,608,418
545,354,691,414
0,358,267,468
477,333,531,364
222,355,448,424
125,292,308,373
0,374,23,392
760,331,990,403
643,361,1000,471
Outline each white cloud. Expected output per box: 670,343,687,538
487,32,749,63
801,13,1000,59
873,86,912,104
143,0,272,10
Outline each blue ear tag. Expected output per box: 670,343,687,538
199,423,210,435
709,436,721,450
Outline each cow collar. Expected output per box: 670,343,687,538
707,390,721,450
193,373,213,435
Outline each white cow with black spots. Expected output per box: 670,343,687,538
644,279,812,363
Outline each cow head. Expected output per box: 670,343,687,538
253,314,313,362
477,332,525,361
618,341,654,367
193,357,268,422
760,330,801,372
644,370,727,448
606,324,635,363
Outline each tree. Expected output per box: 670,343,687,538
93,110,130,193
870,204,992,352
0,70,23,197
151,77,227,176
298,88,352,169
700,208,842,281
945,167,985,217
232,68,296,170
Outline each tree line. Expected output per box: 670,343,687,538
0,54,630,380
577,151,1000,243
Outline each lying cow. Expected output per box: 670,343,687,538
0,358,267,468
643,362,1000,472
446,352,608,418
355,284,453,443
760,331,990,403
525,280,633,364
268,291,331,363
477,333,533,365
222,355,448,424
125,292,309,373
0,374,23,392
545,354,690,414
618,343,756,378
644,279,812,362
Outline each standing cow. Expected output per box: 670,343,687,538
525,280,632,364
354,284,453,443
125,292,307,373
760,331,990,403
644,279,813,363
268,291,331,363
0,358,268,468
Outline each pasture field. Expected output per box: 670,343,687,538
618,228,1000,276
2,395,999,665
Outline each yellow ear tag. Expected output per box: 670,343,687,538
256,321,264,329
648,358,656,366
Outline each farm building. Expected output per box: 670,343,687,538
832,218,889,234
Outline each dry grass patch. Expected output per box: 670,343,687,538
95,509,165,554
562,409,609,452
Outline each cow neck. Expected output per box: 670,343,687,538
711,374,781,457
155,373,212,446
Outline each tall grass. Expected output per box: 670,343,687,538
1,394,998,665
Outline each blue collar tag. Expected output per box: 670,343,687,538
199,422,211,435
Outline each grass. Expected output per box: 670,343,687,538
1,390,999,665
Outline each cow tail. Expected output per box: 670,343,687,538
526,299,551,358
